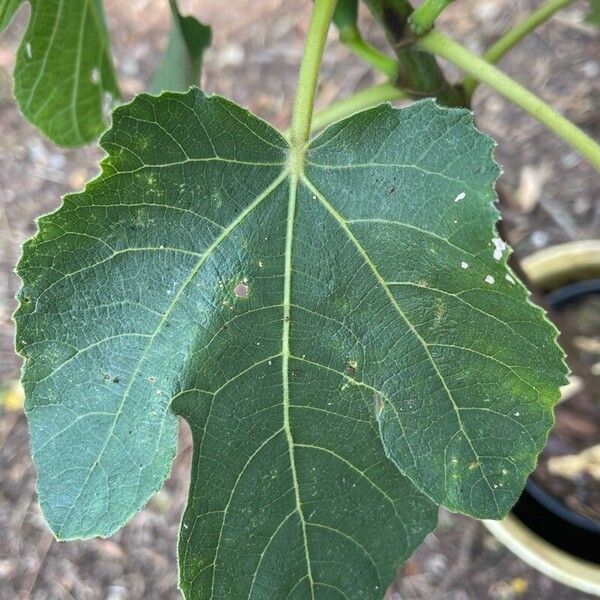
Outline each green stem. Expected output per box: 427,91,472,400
409,0,455,35
418,30,600,171
282,82,407,138
340,26,398,78
363,0,466,106
464,0,576,96
312,81,407,131
290,0,337,163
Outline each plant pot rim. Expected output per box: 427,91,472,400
520,239,600,289
484,515,600,595
484,239,600,596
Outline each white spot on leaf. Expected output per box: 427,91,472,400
454,192,466,203
492,237,506,260
485,275,495,285
461,261,469,269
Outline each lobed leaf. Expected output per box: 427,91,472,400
0,0,119,146
15,88,567,598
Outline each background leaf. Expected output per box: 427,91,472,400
16,89,567,598
586,0,600,24
149,0,211,94
0,0,120,146
0,0,21,29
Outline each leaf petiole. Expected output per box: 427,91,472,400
289,0,337,165
339,26,398,79
463,0,578,96
282,81,407,139
409,0,455,35
418,30,600,172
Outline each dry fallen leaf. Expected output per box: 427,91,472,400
547,445,600,480
511,162,551,213
1,381,24,412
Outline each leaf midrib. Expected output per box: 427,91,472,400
281,172,315,599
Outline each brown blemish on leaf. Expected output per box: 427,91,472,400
346,359,359,376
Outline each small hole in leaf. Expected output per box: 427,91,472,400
233,281,249,298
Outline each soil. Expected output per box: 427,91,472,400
1,0,599,599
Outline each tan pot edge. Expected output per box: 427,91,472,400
520,240,600,289
484,517,600,595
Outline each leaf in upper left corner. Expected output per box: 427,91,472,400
149,0,211,94
0,0,120,146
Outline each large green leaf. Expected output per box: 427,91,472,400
0,0,119,146
149,0,211,94
15,89,567,598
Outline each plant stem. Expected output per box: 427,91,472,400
409,0,455,35
290,0,337,164
312,81,407,131
464,0,577,96
363,0,466,106
340,26,398,78
282,82,407,138
418,30,600,171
